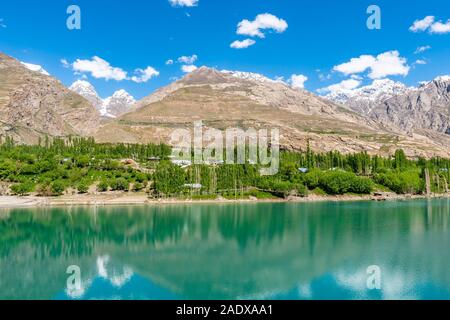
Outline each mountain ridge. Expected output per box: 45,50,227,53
325,76,450,135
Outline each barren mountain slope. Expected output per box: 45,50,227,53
0,53,100,144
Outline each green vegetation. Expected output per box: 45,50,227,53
10,181,34,196
97,180,109,192
77,180,90,194
0,136,167,197
0,137,449,199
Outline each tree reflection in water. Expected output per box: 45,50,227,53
0,199,449,300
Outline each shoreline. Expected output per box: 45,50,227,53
0,192,449,209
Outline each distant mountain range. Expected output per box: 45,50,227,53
1,52,449,158
324,79,412,113
69,80,135,118
324,77,450,135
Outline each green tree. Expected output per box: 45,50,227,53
153,162,186,195
97,180,109,192
133,182,145,192
110,178,129,191
10,181,35,196
77,181,90,194
51,180,66,196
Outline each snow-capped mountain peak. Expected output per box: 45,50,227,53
356,79,410,101
111,89,135,102
70,80,96,93
324,78,413,114
325,78,411,108
69,80,103,110
70,80,99,99
101,89,136,118
69,81,135,118
434,75,450,83
417,75,450,88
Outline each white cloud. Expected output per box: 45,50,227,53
333,55,376,75
69,56,158,83
316,69,332,82
237,13,288,38
368,51,410,79
409,16,450,34
131,66,160,83
61,59,70,68
289,74,308,89
430,19,450,34
165,59,174,65
72,56,128,81
333,51,410,79
230,39,256,49
409,16,435,32
21,62,50,76
181,65,198,73
0,18,6,28
178,54,198,64
169,0,198,7
414,59,427,65
318,79,362,95
414,45,431,54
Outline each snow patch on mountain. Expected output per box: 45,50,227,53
21,62,50,76
69,80,135,118
221,69,282,84
435,75,450,82
418,75,450,88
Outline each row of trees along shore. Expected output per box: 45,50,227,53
0,136,449,199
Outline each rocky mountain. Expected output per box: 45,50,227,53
69,80,103,110
370,76,450,135
325,79,412,114
96,67,450,158
69,80,135,118
325,77,450,136
0,53,100,144
102,90,136,118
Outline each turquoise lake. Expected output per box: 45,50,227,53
0,199,449,300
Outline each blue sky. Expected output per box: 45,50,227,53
0,0,449,99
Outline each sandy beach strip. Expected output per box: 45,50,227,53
0,192,448,209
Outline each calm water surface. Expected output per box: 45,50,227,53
0,199,449,300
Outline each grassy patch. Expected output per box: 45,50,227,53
311,187,327,196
